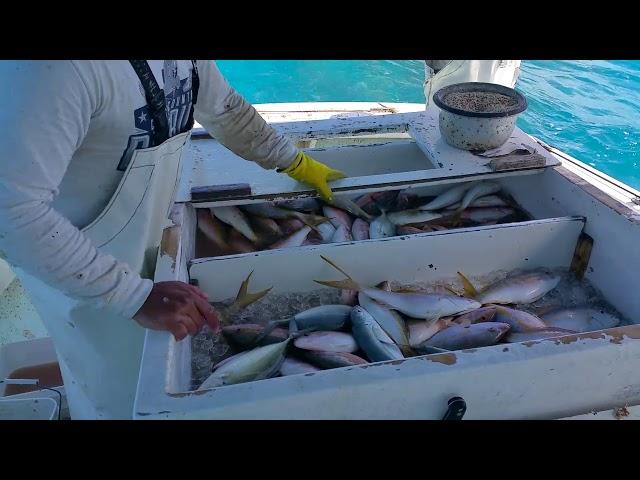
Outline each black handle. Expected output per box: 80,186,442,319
442,396,466,420
191,184,252,202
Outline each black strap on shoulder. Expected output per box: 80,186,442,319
129,60,200,145
185,60,200,131
129,60,170,146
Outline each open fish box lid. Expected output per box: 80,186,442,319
176,109,560,206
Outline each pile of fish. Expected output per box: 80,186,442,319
197,257,622,390
196,181,527,257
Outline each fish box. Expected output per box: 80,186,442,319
181,110,560,261
134,110,640,419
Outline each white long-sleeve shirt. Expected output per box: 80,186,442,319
0,60,299,318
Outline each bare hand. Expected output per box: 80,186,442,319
133,281,220,341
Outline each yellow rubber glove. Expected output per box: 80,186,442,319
281,152,346,202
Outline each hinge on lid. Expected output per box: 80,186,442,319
191,184,252,202
487,153,546,172
570,232,594,280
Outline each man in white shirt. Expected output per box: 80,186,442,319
0,60,344,418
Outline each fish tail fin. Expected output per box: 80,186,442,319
288,327,317,339
314,255,360,291
400,344,417,357
250,317,292,347
457,271,479,298
444,285,462,296
288,318,298,333
449,210,464,227
233,271,273,309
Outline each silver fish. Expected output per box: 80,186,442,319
415,322,511,352
329,196,374,221
352,218,370,241
474,271,561,305
418,183,473,211
387,209,443,226
331,224,353,243
279,357,321,376
456,181,501,212
322,205,353,230
302,351,369,369
358,292,411,353
268,226,312,250
445,195,509,210
290,305,353,331
369,210,396,239
294,331,359,353
254,304,353,346
407,317,453,347
316,221,337,243
460,207,515,223
210,350,251,371
315,256,482,320
541,307,621,333
365,289,482,320
211,206,258,243
198,338,291,390
351,306,404,362
493,305,548,333
505,327,578,343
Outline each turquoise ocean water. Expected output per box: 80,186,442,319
217,60,640,189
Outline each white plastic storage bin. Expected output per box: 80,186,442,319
0,397,58,420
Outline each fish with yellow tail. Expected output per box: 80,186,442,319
314,256,481,320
